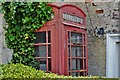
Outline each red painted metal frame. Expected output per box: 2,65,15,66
34,3,88,76
64,26,87,76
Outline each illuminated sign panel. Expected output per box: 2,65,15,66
63,13,84,24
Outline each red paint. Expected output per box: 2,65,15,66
34,3,88,76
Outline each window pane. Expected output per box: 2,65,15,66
68,32,70,43
48,31,51,43
34,32,46,43
80,59,83,70
34,46,39,57
48,59,51,71
84,34,85,45
68,59,70,71
39,46,46,57
71,47,76,57
48,45,51,57
71,32,82,44
77,47,83,57
71,46,82,57
40,59,46,71
72,72,83,76
77,59,80,70
34,46,46,57
84,46,86,57
84,59,86,69
78,72,84,76
72,72,77,76
68,46,70,57
72,59,83,70
72,59,76,70
71,32,76,43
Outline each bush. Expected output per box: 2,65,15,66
1,63,44,78
0,63,108,79
0,63,67,79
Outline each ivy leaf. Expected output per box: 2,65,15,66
9,34,15,41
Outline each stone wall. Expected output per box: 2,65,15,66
66,2,120,76
0,13,12,64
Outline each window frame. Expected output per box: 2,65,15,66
67,31,87,76
34,31,51,72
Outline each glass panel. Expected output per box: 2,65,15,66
84,59,86,69
80,59,83,70
68,32,70,43
72,72,83,76
72,72,77,76
68,46,70,57
71,32,76,43
40,59,46,71
34,46,39,57
77,59,80,70
39,46,46,57
84,46,86,57
84,34,86,45
48,45,51,57
69,72,71,75
68,59,70,71
71,47,76,57
71,32,82,44
48,31,51,43
72,59,76,70
78,72,84,76
48,59,51,71
34,32,46,43
72,59,83,70
71,46,82,57
77,47,83,57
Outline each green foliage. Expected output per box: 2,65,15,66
0,63,67,78
1,2,53,68
0,63,107,79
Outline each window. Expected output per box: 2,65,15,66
34,31,51,72
68,31,87,76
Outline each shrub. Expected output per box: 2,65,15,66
0,63,108,79
1,63,44,78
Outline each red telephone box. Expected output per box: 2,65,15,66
34,3,88,76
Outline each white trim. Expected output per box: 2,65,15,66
106,34,120,78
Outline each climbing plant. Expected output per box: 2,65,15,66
1,2,53,68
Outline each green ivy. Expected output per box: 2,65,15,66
1,2,53,68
